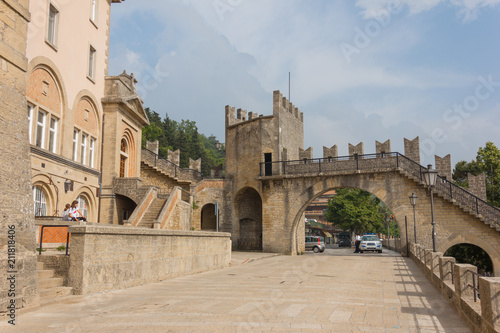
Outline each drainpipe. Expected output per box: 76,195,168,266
97,114,105,223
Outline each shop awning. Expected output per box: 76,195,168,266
323,231,333,238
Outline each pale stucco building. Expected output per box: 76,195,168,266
25,0,146,222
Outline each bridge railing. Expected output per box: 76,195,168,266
142,148,203,182
259,152,500,229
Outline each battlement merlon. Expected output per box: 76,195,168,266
273,90,303,122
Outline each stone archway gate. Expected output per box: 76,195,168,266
258,152,500,276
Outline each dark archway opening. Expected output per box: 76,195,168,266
235,187,262,251
444,243,494,276
201,204,217,231
295,186,400,254
115,194,137,225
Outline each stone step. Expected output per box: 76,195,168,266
38,270,54,279
37,261,44,270
398,168,500,234
39,277,64,289
39,286,73,300
137,222,155,228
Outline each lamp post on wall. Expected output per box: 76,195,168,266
423,164,438,252
409,192,418,244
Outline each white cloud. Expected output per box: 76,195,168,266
108,0,500,165
356,0,500,21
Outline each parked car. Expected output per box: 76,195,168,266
305,236,325,253
359,234,382,253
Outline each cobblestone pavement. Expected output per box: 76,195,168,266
2,248,470,332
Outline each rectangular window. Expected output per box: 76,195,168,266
47,4,59,46
73,129,79,161
48,117,58,153
89,138,95,168
36,111,46,148
88,46,96,79
81,133,87,164
28,104,33,144
90,0,97,22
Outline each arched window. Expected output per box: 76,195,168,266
33,186,47,216
120,138,128,177
76,195,88,218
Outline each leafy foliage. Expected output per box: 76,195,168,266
324,188,399,236
444,244,493,276
142,108,225,177
452,141,500,206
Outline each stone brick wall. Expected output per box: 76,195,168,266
145,140,158,155
323,145,338,158
0,0,39,312
435,154,452,181
258,169,500,271
468,173,487,201
299,147,313,160
376,140,391,154
168,149,180,165
193,180,226,231
348,142,364,158
273,90,304,161
404,137,420,163
68,225,231,295
141,164,178,192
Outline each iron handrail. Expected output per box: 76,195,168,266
466,269,481,302
39,225,70,256
443,260,455,284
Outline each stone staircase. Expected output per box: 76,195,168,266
398,168,500,234
37,258,73,306
141,162,180,183
137,198,167,228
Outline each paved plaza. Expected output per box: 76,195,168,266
2,248,470,332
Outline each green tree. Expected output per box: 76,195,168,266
141,107,225,177
453,141,500,206
324,188,388,234
444,244,493,276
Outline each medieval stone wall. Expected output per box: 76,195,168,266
0,0,39,312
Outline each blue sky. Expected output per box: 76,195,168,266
109,0,500,167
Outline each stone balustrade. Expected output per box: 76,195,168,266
410,243,500,333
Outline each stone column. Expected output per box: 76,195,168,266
423,249,433,277
479,277,500,332
146,140,159,155
430,252,443,285
468,173,487,201
404,137,420,164
348,142,364,159
299,147,313,160
0,0,39,312
453,264,477,299
439,257,456,285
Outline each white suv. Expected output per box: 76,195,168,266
359,235,382,253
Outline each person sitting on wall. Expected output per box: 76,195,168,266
69,200,87,221
61,203,71,221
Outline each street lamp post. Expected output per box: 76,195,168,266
423,164,438,252
409,192,418,244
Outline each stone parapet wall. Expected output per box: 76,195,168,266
410,243,500,333
283,156,397,175
67,225,231,295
